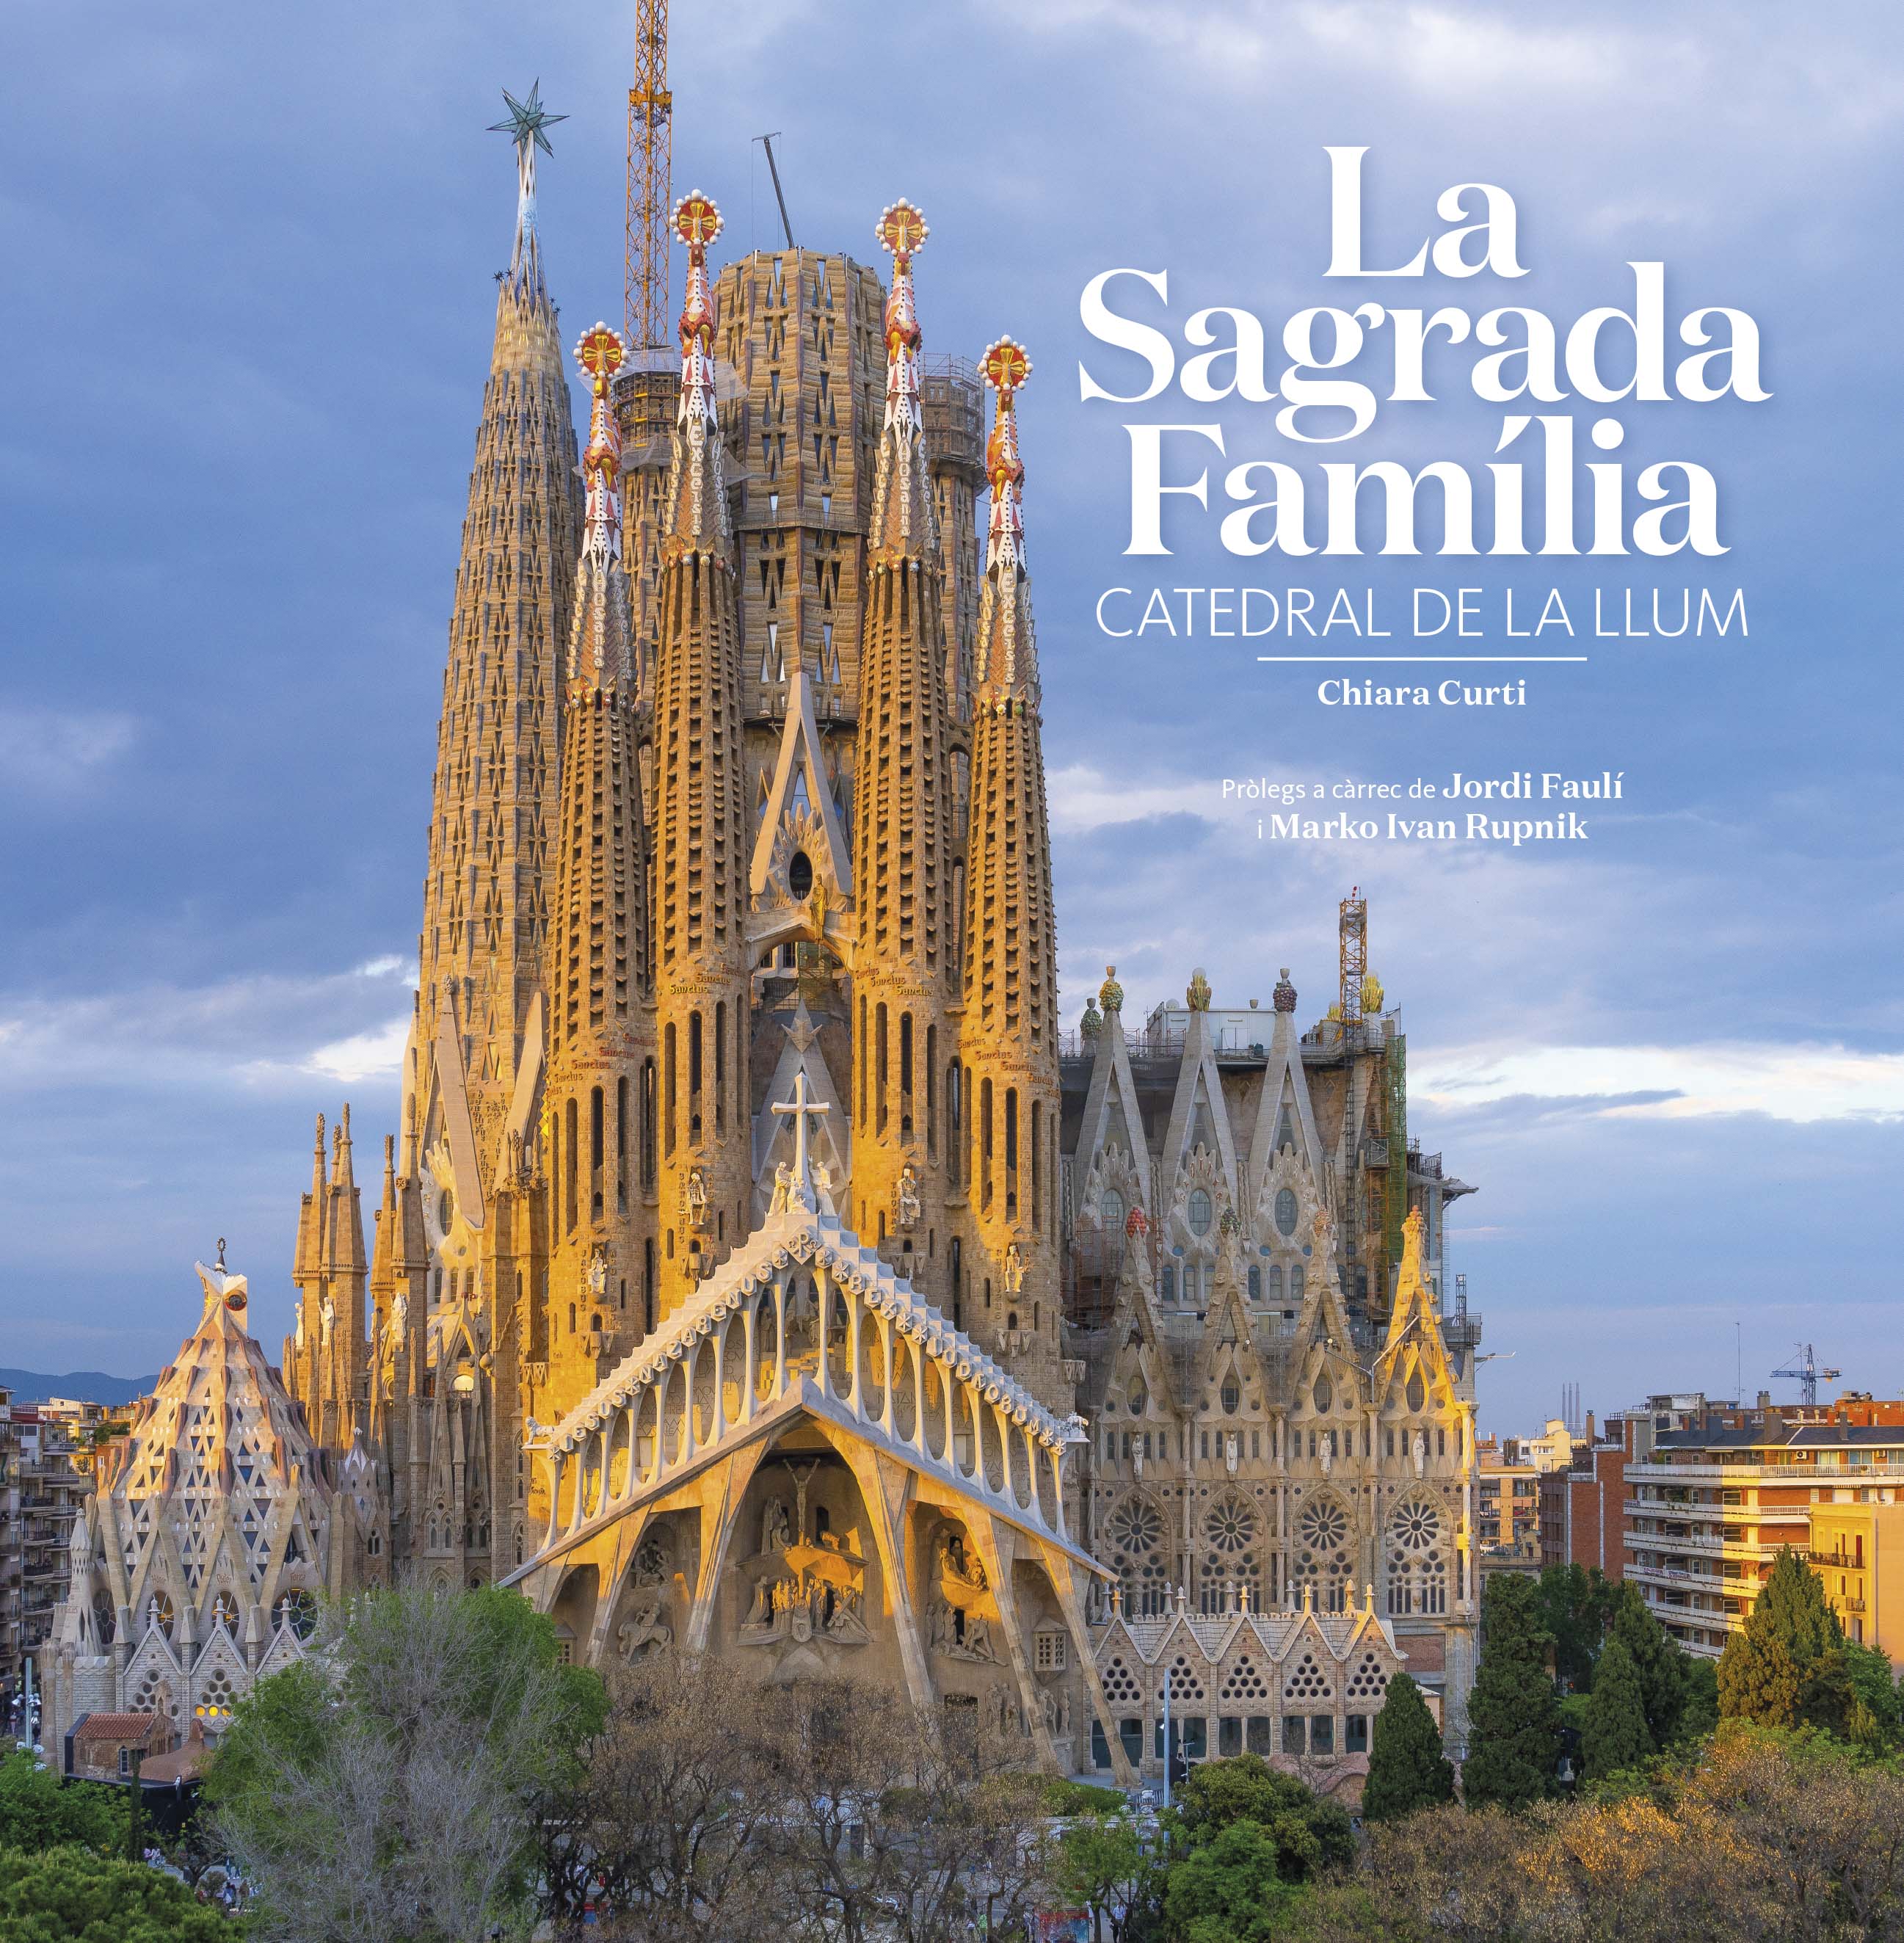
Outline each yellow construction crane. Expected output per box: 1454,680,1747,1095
626,0,672,352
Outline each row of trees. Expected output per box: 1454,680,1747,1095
0,1747,230,1940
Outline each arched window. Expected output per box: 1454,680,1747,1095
1160,1264,1176,1301
1101,1187,1125,1234
1246,1265,1261,1301
1266,1263,1285,1303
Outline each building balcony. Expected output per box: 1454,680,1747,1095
1624,1495,1726,1519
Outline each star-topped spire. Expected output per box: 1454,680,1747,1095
869,200,938,560
973,336,1039,702
666,192,729,556
490,81,567,297
570,322,633,686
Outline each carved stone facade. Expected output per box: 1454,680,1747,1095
48,120,1485,1775
47,1260,344,1757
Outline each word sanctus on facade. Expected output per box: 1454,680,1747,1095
51,104,1483,1783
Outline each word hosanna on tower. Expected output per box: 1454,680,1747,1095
49,89,1485,1785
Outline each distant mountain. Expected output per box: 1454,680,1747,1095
0,1368,160,1407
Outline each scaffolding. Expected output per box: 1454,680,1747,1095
625,0,673,352
1339,888,1367,1034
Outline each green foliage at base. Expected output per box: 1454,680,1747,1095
1581,1636,1654,1779
1044,1777,1130,1816
1163,1820,1296,1943
1361,1674,1455,1822
0,1844,233,1942
1171,1754,1353,1882
1462,1572,1562,1809
0,1754,127,1859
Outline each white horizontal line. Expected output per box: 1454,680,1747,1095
1256,655,1589,663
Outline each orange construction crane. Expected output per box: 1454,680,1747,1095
626,0,672,351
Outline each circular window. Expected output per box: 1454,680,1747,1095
1107,1497,1164,1558
275,1588,318,1642
1298,1500,1348,1554
1275,1188,1298,1237
145,1591,174,1639
1394,1500,1443,1550
788,849,815,899
91,1588,116,1646
1207,1497,1258,1553
1187,1190,1214,1237
211,1591,239,1633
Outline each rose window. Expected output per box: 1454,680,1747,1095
1298,1500,1348,1552
1207,1497,1257,1554
1394,1500,1443,1550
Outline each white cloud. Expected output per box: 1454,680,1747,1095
302,1017,408,1084
0,706,139,793
1417,1041,1904,1125
1047,763,1220,834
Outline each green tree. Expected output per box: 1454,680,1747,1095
1361,1673,1455,1822
0,1751,128,1857
207,1584,606,1941
1537,1564,1616,1689
0,1843,230,1942
1161,1820,1294,1943
1581,1636,1654,1780
1462,1571,1562,1810
1841,1642,1904,1748
1679,1655,1720,1743
1050,1809,1154,1943
1605,1583,1687,1747
1171,1753,1353,1881
1718,1547,1845,1730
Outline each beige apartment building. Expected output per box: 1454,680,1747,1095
1625,1406,1904,1659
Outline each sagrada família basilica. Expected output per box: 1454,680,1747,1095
49,93,1483,1790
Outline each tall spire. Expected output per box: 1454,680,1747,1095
651,191,751,1312
490,81,567,300
852,197,959,1298
961,338,1063,1403
664,192,729,557
975,336,1037,700
868,200,937,559
572,323,634,689
409,94,581,1202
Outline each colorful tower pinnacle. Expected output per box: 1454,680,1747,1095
412,95,581,1213
542,322,654,1381
962,339,1062,1399
651,194,751,1310
852,200,960,1295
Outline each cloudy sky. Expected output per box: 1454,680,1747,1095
4,1,1899,1429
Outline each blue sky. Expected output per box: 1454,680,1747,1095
2,0,1899,1431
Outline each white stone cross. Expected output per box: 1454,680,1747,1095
771,1070,832,1194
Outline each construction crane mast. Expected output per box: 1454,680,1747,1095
626,0,672,351
1770,1343,1842,1409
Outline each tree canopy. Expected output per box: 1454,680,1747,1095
1360,1674,1455,1822
0,1844,231,1943
1461,1571,1562,1809
1170,1752,1353,1882
1718,1547,1848,1732
206,1583,606,1942
0,1752,126,1858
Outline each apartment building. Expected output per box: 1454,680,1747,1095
1624,1399,1904,1659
